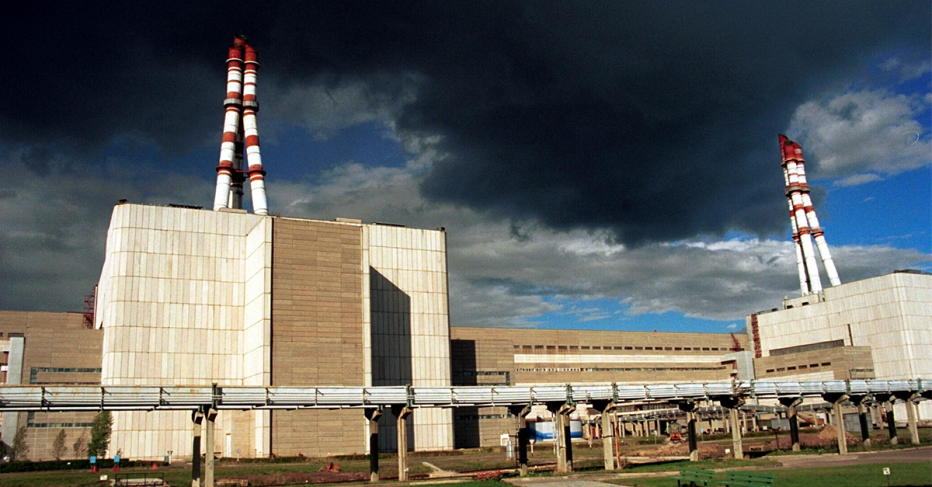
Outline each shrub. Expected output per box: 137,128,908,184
87,411,113,458
52,429,67,460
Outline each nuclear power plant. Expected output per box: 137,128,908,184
1,38,929,465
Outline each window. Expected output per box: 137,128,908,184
624,346,633,350
558,346,567,351
766,369,775,373
821,362,831,367
582,346,590,350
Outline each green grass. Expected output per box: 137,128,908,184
612,461,932,487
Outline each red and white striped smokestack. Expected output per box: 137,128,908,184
213,37,246,211
779,135,841,293
242,42,269,215
780,134,822,293
785,138,841,287
781,153,810,294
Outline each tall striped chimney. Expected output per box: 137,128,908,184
213,36,269,215
242,42,269,215
779,134,841,294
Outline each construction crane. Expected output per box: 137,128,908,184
730,332,743,352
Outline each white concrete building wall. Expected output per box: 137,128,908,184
363,224,454,451
96,204,265,459
242,217,272,456
753,272,932,419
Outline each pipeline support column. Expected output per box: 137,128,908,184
508,405,532,476
779,397,802,452
365,408,383,482
204,407,218,487
191,410,204,487
678,401,700,462
883,398,898,444
593,401,615,470
392,406,412,481
905,394,920,445
824,393,849,455
721,397,745,460
853,397,871,448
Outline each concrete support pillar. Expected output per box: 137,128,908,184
594,402,615,471
854,398,871,448
204,408,217,487
508,406,531,476
687,412,698,461
562,407,574,472
824,394,849,455
729,408,744,459
721,397,744,460
678,402,699,462
364,408,383,482
547,404,566,473
392,406,412,482
778,398,802,452
191,410,204,487
884,399,898,444
906,395,920,445
620,416,626,438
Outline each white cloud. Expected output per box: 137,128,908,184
267,79,416,141
788,90,931,183
880,57,932,82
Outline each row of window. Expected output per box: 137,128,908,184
26,412,93,429
514,345,730,352
764,362,831,374
29,367,102,384
454,414,511,420
516,366,726,373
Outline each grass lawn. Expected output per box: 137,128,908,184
612,461,932,487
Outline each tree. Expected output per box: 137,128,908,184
72,431,88,459
52,429,67,460
87,411,113,458
9,426,29,461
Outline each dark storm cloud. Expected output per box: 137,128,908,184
1,1,929,243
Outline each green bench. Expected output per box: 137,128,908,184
717,471,775,486
672,468,715,487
